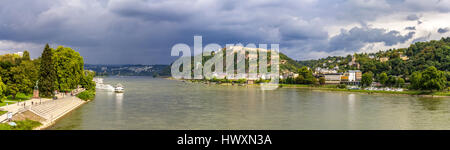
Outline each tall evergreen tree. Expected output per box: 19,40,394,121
39,44,56,97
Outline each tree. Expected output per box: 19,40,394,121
22,50,30,61
378,72,388,86
421,66,447,91
39,44,57,97
397,77,405,88
298,66,314,84
6,61,38,99
319,77,325,85
81,70,96,91
53,46,84,92
361,72,373,87
410,71,422,90
0,77,6,102
387,75,397,87
410,66,447,91
295,75,304,84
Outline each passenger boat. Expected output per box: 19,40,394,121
114,83,124,93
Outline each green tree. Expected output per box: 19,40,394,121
81,70,96,91
319,77,325,85
22,50,30,61
421,66,447,91
295,75,304,84
378,72,388,86
0,76,6,102
7,66,29,99
39,44,57,97
387,75,397,87
361,72,373,87
410,71,422,90
298,66,314,84
397,77,405,88
53,46,84,92
6,61,38,99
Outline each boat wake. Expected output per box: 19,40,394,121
94,78,115,91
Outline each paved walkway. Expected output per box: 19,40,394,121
32,96,85,130
0,88,86,127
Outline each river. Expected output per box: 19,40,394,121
49,76,450,130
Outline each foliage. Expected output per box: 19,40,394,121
1,45,93,99
53,46,85,92
298,37,450,79
0,77,6,102
397,78,405,88
319,77,325,85
0,119,42,130
6,93,32,101
378,72,388,86
361,72,373,87
297,66,315,84
76,90,96,101
410,66,447,91
0,110,7,116
22,51,30,61
337,84,347,89
6,60,38,99
39,44,57,97
236,79,247,84
80,70,96,91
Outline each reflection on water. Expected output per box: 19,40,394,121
417,98,443,111
49,76,450,130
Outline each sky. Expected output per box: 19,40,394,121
1,0,450,64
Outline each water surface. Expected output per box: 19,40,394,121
50,76,450,130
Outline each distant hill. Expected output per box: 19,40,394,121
169,46,304,78
84,64,170,77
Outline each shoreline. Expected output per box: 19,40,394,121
33,97,87,130
279,84,450,98
174,78,450,98
0,89,92,130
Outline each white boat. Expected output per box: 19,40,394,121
114,83,124,93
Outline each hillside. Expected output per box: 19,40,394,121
170,47,303,78
84,64,170,77
298,37,450,77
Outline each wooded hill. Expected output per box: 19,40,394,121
298,37,450,78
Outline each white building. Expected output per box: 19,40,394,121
347,70,362,82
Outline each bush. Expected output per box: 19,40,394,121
76,90,96,101
7,93,32,100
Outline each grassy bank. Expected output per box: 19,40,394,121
175,78,450,97
280,84,450,97
76,90,96,101
0,119,42,130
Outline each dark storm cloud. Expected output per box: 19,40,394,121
438,27,450,33
405,26,416,30
1,0,450,63
328,27,415,52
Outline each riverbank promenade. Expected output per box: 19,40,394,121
0,89,86,129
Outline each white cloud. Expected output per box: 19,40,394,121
0,40,44,58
